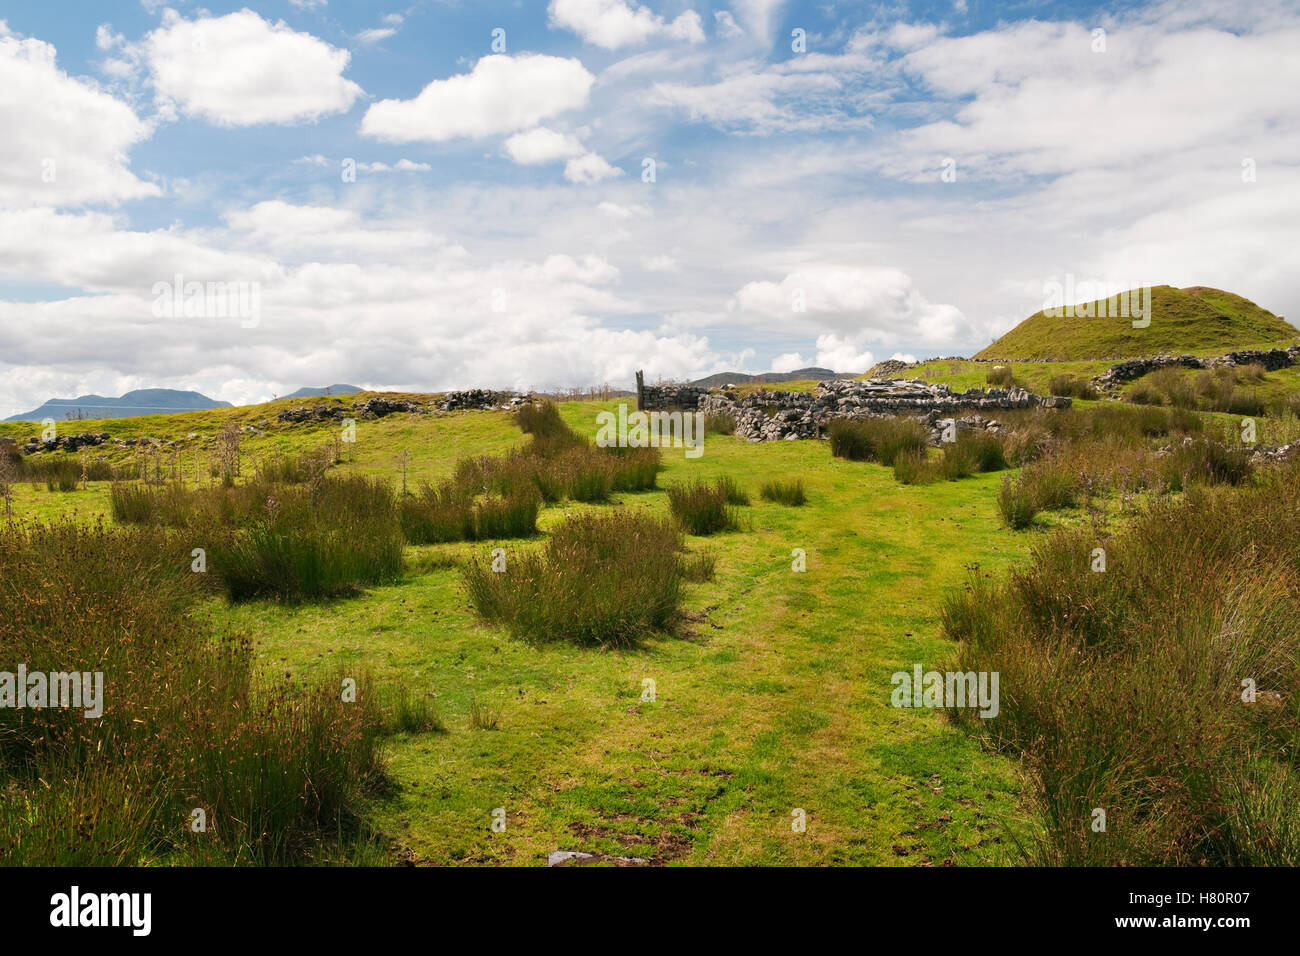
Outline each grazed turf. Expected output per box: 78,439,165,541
186,403,1038,865
10,397,1042,865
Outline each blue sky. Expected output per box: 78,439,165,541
0,0,1297,410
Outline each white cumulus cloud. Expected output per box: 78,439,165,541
361,54,594,143
730,265,971,346
549,0,705,50
564,153,621,184
0,31,159,209
504,127,587,164
144,9,363,126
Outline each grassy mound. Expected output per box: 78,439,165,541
976,285,1297,361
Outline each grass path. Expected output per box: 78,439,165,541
193,402,1042,865
9,400,1042,864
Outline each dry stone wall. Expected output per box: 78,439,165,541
699,378,1070,442
1093,345,1300,391
640,383,708,410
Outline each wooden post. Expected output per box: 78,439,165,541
635,370,645,411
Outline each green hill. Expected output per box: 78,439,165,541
976,285,1298,361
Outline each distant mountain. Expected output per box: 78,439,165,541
3,388,232,423
280,384,363,400
690,367,859,387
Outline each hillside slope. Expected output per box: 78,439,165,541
976,286,1297,361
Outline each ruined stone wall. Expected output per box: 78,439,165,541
1094,345,1300,390
641,384,708,411
699,378,1069,442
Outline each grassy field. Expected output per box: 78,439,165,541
4,397,1044,865
897,358,1112,396
8,385,1297,866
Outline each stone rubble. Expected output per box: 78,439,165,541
277,404,349,423
546,850,648,867
862,358,915,379
1157,435,1300,464
19,432,111,455
356,397,425,419
276,396,436,423
439,389,527,411
1249,442,1300,463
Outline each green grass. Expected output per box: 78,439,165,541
0,518,388,865
976,285,1298,361
898,357,1118,396
7,390,1201,866
731,379,821,397
667,478,744,535
462,510,685,647
1121,363,1300,419
759,478,807,506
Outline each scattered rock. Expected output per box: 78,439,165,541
1250,441,1300,463
277,404,348,424
862,358,916,379
440,389,524,411
356,397,424,419
20,431,111,454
